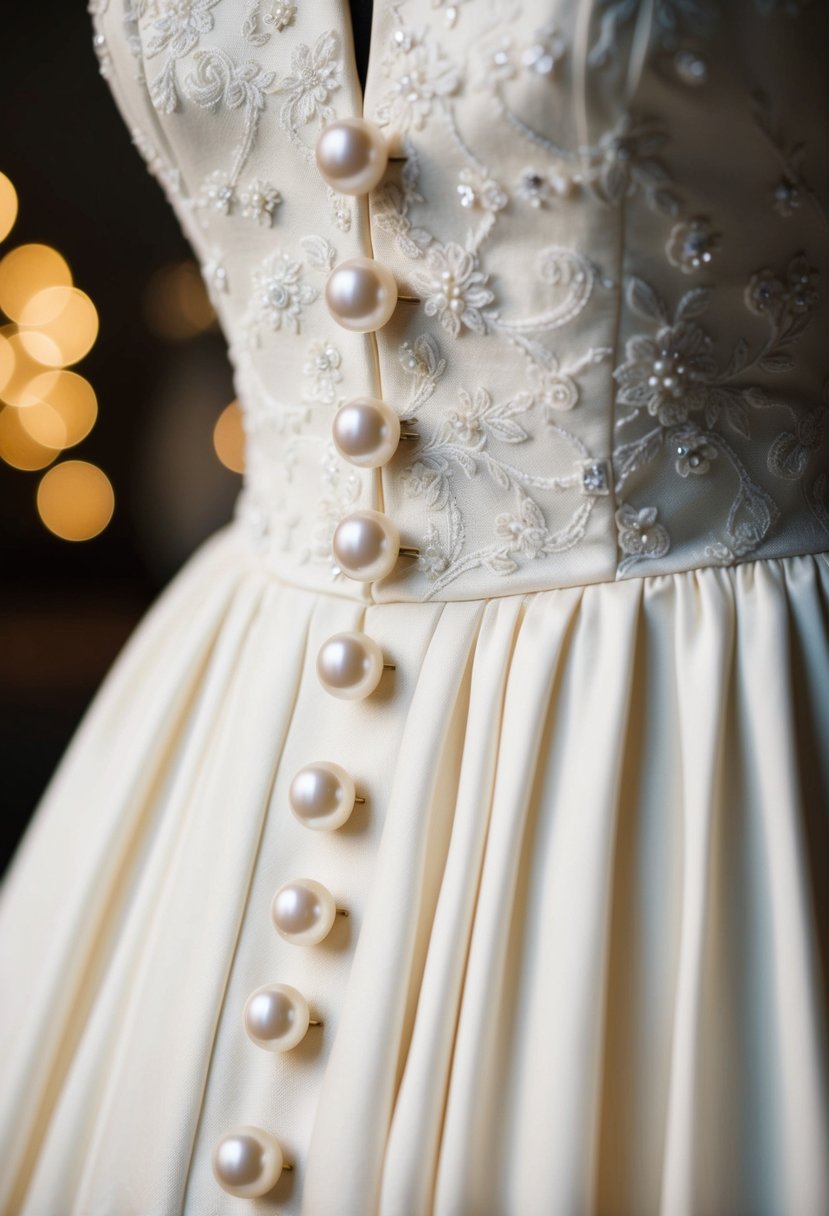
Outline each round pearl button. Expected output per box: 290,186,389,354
325,257,398,332
333,509,400,582
244,983,311,1052
315,117,389,195
212,1126,284,1198
290,761,357,831
272,878,338,945
332,397,401,468
316,631,386,700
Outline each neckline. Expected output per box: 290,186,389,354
339,0,380,114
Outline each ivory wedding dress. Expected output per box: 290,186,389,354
1,1,828,1212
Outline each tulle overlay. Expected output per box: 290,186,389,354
1,526,827,1215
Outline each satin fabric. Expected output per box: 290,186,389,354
1,524,827,1214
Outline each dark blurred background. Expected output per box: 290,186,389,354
1,4,241,877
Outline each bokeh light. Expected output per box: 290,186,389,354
0,243,72,321
144,260,216,340
0,328,52,407
0,404,60,471
213,399,245,473
36,460,114,541
0,173,18,243
0,328,14,393
21,370,98,448
18,286,99,366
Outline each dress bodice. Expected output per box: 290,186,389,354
89,0,829,602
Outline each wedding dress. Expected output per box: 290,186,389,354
1,1,828,1212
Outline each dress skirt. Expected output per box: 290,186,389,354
1,524,828,1216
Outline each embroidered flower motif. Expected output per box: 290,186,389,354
240,179,282,226
402,460,447,507
495,493,550,559
399,334,444,379
673,427,719,476
456,169,508,212
303,340,342,404
615,503,671,560
516,167,575,207
145,0,221,60
242,0,296,44
250,251,318,335
589,0,719,63
375,30,460,131
520,25,567,76
413,242,496,337
666,217,720,274
768,406,826,480
417,523,451,578
145,0,222,110
591,116,678,215
486,34,519,81
526,360,579,412
447,387,529,446
745,254,818,320
744,268,787,318
200,169,236,214
615,316,716,426
275,31,341,129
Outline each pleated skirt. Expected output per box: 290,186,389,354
1,525,827,1216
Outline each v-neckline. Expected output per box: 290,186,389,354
339,0,380,115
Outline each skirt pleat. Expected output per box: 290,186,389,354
1,527,827,1216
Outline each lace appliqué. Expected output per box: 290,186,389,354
242,0,297,44
613,252,820,562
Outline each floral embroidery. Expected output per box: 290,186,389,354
591,117,679,215
200,169,236,215
413,242,497,337
94,0,829,593
612,252,820,564
375,28,461,132
303,341,343,405
615,285,717,426
275,31,341,136
519,26,567,77
185,50,277,213
768,405,826,481
673,427,718,476
666,217,720,273
240,179,282,226
456,169,508,213
242,0,296,45
589,0,719,66
517,168,575,208
144,0,222,113
615,503,671,573
248,251,318,339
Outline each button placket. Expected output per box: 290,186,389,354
214,113,411,1204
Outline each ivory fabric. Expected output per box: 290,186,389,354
2,1,829,1214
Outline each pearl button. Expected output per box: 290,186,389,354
244,983,311,1052
315,117,389,195
316,631,386,700
212,1126,284,1198
325,257,398,332
272,878,338,945
333,509,400,582
290,761,358,831
332,397,401,468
